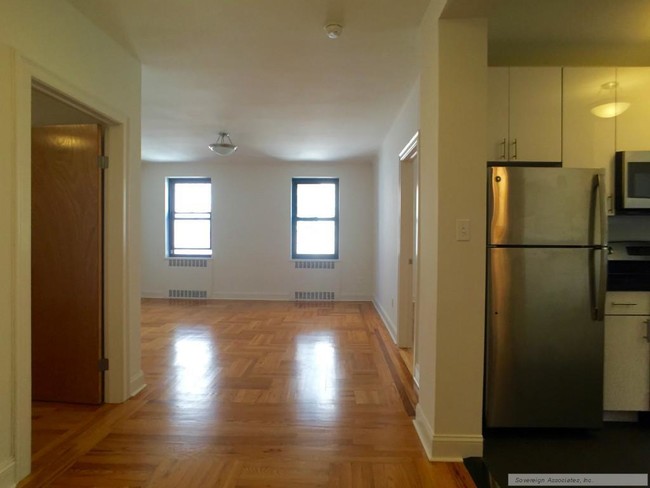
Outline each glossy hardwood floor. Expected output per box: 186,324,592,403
21,299,476,487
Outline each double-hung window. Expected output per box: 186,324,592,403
167,177,212,257
291,177,339,259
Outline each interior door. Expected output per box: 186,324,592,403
32,124,104,404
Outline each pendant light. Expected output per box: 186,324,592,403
208,132,238,156
590,81,631,119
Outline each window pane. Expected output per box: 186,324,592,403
172,248,212,256
296,221,335,255
174,183,211,213
173,219,210,250
296,183,336,218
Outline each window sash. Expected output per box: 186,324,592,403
291,178,339,259
167,177,212,257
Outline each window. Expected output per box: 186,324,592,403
292,178,339,259
167,177,212,257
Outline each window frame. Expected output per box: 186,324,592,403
166,177,213,258
291,177,340,260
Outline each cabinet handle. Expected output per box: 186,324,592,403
644,319,650,343
611,302,638,306
607,195,613,214
499,138,506,160
510,138,517,160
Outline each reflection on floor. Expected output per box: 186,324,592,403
480,421,650,488
23,299,476,487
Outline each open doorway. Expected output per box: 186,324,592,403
397,132,419,381
30,87,109,455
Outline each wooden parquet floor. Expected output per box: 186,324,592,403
20,300,476,487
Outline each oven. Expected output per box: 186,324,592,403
607,241,650,291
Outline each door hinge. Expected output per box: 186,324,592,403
98,155,109,169
98,358,109,372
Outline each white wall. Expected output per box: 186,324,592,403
0,1,142,484
374,81,420,341
141,161,375,301
413,1,487,461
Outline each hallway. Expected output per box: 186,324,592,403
22,300,475,487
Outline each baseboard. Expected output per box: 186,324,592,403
129,370,146,397
372,298,398,343
413,404,483,461
142,292,373,302
603,411,639,422
413,364,421,387
141,291,166,299
413,404,435,459
0,457,16,488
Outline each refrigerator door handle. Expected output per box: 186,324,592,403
591,174,608,321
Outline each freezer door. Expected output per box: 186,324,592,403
488,167,606,246
485,247,605,428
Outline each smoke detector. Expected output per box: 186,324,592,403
324,23,343,39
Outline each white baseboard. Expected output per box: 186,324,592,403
141,292,374,302
603,411,639,422
141,291,166,299
372,298,397,343
0,457,16,488
413,404,483,461
413,364,421,387
129,370,146,397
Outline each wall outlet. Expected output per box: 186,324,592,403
456,219,470,241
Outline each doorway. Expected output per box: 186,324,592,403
30,88,108,454
397,133,419,380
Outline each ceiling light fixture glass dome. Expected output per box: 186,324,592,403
208,132,238,156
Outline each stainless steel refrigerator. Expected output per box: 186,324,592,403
485,166,608,428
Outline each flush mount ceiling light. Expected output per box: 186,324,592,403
208,132,238,156
324,23,343,39
590,81,631,119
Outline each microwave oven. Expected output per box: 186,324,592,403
615,151,650,213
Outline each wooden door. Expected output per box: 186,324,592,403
32,124,104,404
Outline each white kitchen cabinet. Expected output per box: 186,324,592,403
487,67,562,162
603,315,650,411
615,68,650,151
603,292,650,412
562,67,616,215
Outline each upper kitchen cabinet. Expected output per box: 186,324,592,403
487,67,562,163
563,67,616,215
615,68,650,151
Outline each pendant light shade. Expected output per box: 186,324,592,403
590,81,631,119
209,132,238,156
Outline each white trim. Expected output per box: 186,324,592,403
413,404,483,461
14,53,134,481
141,291,166,299
413,364,421,387
603,411,639,422
129,371,146,398
399,131,419,161
413,403,435,459
372,298,398,343
0,457,16,488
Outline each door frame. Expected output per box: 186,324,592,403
13,54,132,478
397,132,420,356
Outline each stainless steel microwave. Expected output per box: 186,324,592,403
615,151,650,213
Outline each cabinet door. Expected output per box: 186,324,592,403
616,68,650,151
509,67,562,162
603,315,650,411
562,68,616,214
487,67,509,161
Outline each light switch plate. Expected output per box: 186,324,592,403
456,219,470,241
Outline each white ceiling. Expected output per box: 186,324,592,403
66,0,429,164
65,0,650,165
